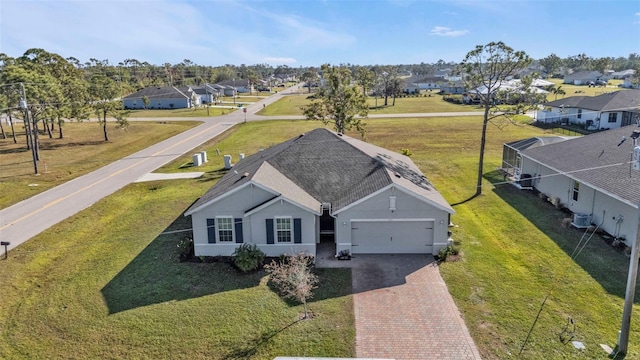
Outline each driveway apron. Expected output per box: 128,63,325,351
351,254,481,360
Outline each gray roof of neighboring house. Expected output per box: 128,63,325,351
122,86,190,100
520,126,640,207
217,79,250,87
191,85,220,95
544,90,640,112
186,128,454,215
415,76,447,84
505,136,575,151
564,70,602,81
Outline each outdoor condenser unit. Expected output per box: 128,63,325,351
572,213,590,228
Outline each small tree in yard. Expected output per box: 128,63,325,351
264,252,318,319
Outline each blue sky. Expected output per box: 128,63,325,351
1,0,639,67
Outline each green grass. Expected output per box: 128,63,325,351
0,121,200,208
545,78,626,102
0,178,354,359
257,91,480,116
2,118,639,359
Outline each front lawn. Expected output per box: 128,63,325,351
0,177,354,359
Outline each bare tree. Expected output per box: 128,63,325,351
264,252,318,319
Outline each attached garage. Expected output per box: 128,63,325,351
351,220,434,254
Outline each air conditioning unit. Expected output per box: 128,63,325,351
572,213,590,228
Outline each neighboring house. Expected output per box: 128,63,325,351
217,79,253,93
122,86,195,109
611,69,636,80
514,126,640,247
185,128,455,258
191,84,221,104
440,81,466,94
401,79,421,94
414,76,446,90
536,89,640,130
563,71,603,85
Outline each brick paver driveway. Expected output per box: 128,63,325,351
351,254,481,360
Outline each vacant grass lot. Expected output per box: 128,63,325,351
2,118,638,359
0,121,200,209
544,78,625,102
258,92,480,116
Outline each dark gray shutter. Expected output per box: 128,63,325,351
266,219,274,244
294,218,302,244
234,218,243,243
207,219,216,243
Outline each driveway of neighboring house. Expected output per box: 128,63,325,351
319,252,481,360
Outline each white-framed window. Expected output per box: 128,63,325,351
275,217,292,243
572,181,580,202
577,109,582,119
608,113,618,123
217,217,234,242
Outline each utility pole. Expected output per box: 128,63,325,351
617,134,640,355
20,82,38,174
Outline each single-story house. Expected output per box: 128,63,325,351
191,84,221,104
622,77,639,89
122,86,195,109
184,128,455,258
414,76,446,90
535,89,640,130
401,79,421,94
217,79,253,93
611,69,636,80
440,81,466,94
514,125,640,247
563,71,603,85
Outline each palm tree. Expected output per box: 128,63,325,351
551,85,565,100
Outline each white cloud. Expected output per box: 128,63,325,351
430,26,469,37
263,57,297,64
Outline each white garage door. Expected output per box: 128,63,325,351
351,220,434,254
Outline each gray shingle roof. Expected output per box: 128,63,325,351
122,86,190,100
544,90,640,112
186,128,454,215
521,126,640,207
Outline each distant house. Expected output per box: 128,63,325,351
513,126,640,247
440,81,466,94
536,90,640,130
122,86,195,109
611,69,636,80
191,84,221,104
184,129,455,258
563,71,603,85
217,79,253,93
414,76,446,90
401,79,421,94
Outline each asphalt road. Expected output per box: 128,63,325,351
0,86,483,252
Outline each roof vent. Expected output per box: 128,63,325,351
241,172,250,179
394,172,401,178
337,133,343,137
298,133,305,138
